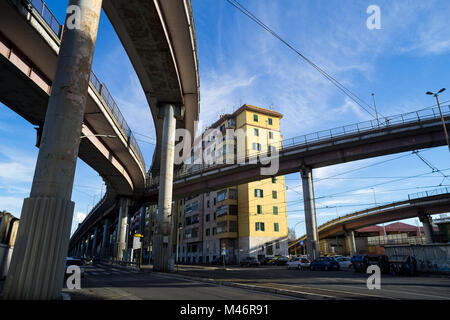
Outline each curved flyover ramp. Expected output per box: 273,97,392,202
290,189,450,247
0,0,146,197
103,0,200,174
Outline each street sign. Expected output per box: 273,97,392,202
132,237,141,249
299,240,304,246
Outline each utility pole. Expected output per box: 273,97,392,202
426,88,450,152
372,93,380,126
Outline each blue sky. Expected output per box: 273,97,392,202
0,0,449,237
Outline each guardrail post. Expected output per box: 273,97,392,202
2,0,103,300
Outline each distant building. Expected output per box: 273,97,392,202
314,221,440,256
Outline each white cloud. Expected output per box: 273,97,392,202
75,212,87,224
0,196,24,217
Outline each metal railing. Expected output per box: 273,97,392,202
27,0,62,37
408,187,450,200
147,105,450,188
90,72,145,169
282,105,450,149
23,0,145,169
319,188,450,231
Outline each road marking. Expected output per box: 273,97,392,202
151,272,303,300
273,282,398,300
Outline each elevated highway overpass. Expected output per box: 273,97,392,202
2,0,200,298
0,0,146,197
289,188,450,255
143,105,450,202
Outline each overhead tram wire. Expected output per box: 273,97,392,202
314,167,450,200
225,0,382,120
413,150,448,178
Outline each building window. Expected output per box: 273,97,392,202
252,143,261,151
229,189,237,200
206,228,210,236
213,212,216,220
257,205,262,214
255,222,265,231
275,240,280,249
214,198,216,205
274,223,279,232
268,118,273,125
253,114,258,122
272,177,277,183
272,191,277,199
254,189,264,198
207,200,210,208
217,190,227,202
273,206,278,215
269,131,273,139
254,128,259,136
212,227,217,235
206,214,210,222
217,205,228,217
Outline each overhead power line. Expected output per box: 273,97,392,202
225,0,383,120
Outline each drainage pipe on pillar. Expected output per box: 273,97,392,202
300,167,320,260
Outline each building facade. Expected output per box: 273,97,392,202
144,105,289,264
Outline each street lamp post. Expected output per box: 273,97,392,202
427,88,450,152
176,225,182,272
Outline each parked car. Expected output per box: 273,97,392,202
389,255,417,276
258,257,271,265
240,256,260,267
310,257,340,271
65,257,85,278
335,256,353,270
287,257,311,270
351,254,390,274
268,256,289,266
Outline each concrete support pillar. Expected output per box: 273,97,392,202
91,227,99,258
153,104,178,272
140,207,146,235
100,219,110,257
80,238,85,258
116,198,130,261
2,0,102,300
346,230,357,256
419,215,434,244
86,234,92,258
300,167,320,260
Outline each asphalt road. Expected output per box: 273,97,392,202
62,263,450,300
165,264,450,300
62,263,297,300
